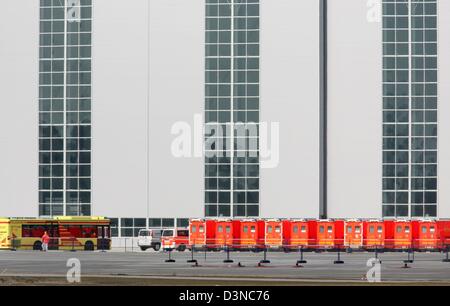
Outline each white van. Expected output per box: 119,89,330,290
137,229,162,251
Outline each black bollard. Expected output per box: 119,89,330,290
70,237,76,252
223,245,233,263
443,245,450,263
402,248,414,268
165,249,176,263
374,245,382,264
187,245,197,264
259,246,270,264
334,246,344,264
296,245,307,265
407,247,414,263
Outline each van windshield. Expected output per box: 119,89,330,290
162,230,174,237
139,230,150,237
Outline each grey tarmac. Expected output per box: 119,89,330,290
0,250,449,285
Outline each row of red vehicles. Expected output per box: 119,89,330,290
174,218,450,251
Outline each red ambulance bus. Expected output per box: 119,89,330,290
316,220,344,249
258,219,283,249
437,220,450,249
363,220,386,249
412,219,438,250
189,219,210,248
282,219,317,250
392,220,412,249
344,220,364,249
232,219,259,249
214,218,233,246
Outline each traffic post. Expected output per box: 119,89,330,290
259,245,270,265
165,249,176,263
187,244,197,264
296,245,307,266
374,245,382,264
334,245,344,264
402,246,414,268
443,245,450,263
223,245,233,263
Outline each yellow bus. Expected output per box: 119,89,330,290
0,216,111,251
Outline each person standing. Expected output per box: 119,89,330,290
41,231,50,252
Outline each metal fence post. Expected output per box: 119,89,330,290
259,245,270,264
374,245,382,264
403,245,414,268
165,249,176,263
443,245,450,263
187,244,197,264
223,245,233,263
296,245,307,266
334,245,344,264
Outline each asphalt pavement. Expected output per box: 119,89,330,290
0,250,449,284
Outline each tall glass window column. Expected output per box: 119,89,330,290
204,0,260,217
382,0,438,218
39,0,92,216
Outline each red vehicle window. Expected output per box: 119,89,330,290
24,224,57,238
178,230,189,237
31,225,46,237
66,225,82,238
82,226,96,238
22,226,31,238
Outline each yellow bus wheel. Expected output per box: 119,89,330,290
33,241,42,251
